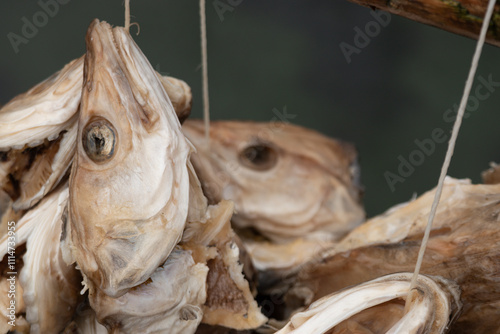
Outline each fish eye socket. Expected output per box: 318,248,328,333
239,144,278,171
82,119,116,163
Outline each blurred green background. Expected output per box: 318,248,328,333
1,1,499,217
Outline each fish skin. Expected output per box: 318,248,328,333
63,19,192,298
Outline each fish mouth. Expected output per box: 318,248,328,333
82,19,177,134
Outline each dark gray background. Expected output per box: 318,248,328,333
1,1,499,217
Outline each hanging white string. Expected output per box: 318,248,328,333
406,0,498,309
200,0,210,143
125,0,130,32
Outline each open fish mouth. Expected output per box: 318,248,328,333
280,273,461,334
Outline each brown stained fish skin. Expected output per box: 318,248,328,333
0,16,266,333
183,119,365,278
481,162,500,184
184,119,364,242
286,179,500,334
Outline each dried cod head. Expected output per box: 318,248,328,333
183,120,365,275
61,19,192,298
0,56,192,212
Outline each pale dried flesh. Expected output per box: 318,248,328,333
278,273,461,334
0,183,81,334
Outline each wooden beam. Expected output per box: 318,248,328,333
347,0,500,47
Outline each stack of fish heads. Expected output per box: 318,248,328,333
0,17,266,334
59,19,266,333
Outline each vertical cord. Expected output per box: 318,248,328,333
406,0,498,310
125,0,130,32
200,0,210,143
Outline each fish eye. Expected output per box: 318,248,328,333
82,119,116,163
239,143,278,171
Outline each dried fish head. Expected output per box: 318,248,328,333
183,120,365,243
0,53,191,212
62,19,192,297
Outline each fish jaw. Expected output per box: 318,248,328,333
65,19,191,297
